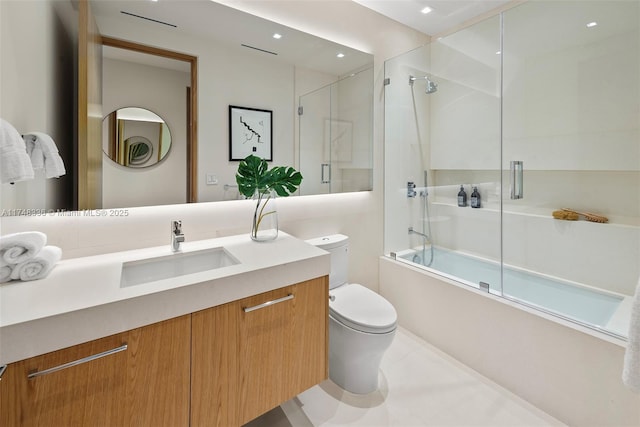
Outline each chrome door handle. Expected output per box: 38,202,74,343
510,160,523,199
243,294,294,313
321,163,331,184
27,344,128,379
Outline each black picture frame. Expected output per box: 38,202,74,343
229,105,273,161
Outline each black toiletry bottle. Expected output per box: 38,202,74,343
470,186,481,208
457,185,467,207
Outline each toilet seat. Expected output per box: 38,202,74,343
329,283,397,334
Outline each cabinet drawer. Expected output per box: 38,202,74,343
0,315,190,427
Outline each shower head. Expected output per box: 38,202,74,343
409,75,438,94
425,78,438,94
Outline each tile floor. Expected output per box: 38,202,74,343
247,327,565,427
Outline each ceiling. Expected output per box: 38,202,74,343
352,0,512,36
94,0,516,74
92,0,372,76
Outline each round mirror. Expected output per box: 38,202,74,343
102,107,171,168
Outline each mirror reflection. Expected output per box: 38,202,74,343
0,0,374,215
102,107,172,168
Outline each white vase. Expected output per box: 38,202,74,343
251,189,278,241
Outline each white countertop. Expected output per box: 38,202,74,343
0,232,330,364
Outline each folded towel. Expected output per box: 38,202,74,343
0,259,13,283
10,245,61,282
0,118,34,184
23,132,66,178
623,278,640,393
0,231,47,264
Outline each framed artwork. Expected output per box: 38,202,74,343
229,105,273,161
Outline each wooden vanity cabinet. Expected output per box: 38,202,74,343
0,277,328,427
191,276,329,426
0,315,191,427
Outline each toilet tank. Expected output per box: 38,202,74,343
305,234,348,290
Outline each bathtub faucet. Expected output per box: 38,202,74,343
408,227,429,242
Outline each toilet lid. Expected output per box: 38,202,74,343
329,283,397,334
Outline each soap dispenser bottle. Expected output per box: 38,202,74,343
457,185,467,207
470,186,481,208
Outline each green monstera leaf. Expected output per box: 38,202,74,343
236,155,302,198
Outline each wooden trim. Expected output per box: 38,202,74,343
78,0,88,210
101,36,195,63
189,61,198,203
101,36,198,203
77,0,103,210
107,112,116,159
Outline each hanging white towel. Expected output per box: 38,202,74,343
0,118,34,184
623,278,640,393
23,132,66,178
0,258,13,283
10,245,61,282
0,231,47,264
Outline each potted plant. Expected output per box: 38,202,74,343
236,155,303,241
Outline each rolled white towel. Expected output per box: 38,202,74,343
0,258,13,283
0,231,47,264
623,279,640,393
10,245,61,282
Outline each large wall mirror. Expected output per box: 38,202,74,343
0,0,374,215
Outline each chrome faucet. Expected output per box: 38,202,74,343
408,226,429,241
171,220,185,252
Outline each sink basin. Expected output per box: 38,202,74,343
120,247,240,287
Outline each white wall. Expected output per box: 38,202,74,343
0,0,74,212
102,58,190,208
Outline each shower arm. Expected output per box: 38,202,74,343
409,75,429,85
409,75,438,93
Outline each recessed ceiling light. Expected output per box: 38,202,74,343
586,21,598,28
337,53,345,58
496,51,501,55
421,6,433,14
273,33,282,39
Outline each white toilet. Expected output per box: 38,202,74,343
307,234,397,394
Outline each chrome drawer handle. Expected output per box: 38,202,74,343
27,344,128,380
243,294,294,313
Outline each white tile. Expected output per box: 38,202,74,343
247,327,564,426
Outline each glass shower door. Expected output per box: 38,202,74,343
383,14,503,296
383,0,639,339
299,84,332,195
298,69,374,195
501,0,640,336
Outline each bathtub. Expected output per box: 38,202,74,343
378,254,638,426
393,247,630,338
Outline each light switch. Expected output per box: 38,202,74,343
206,174,218,185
